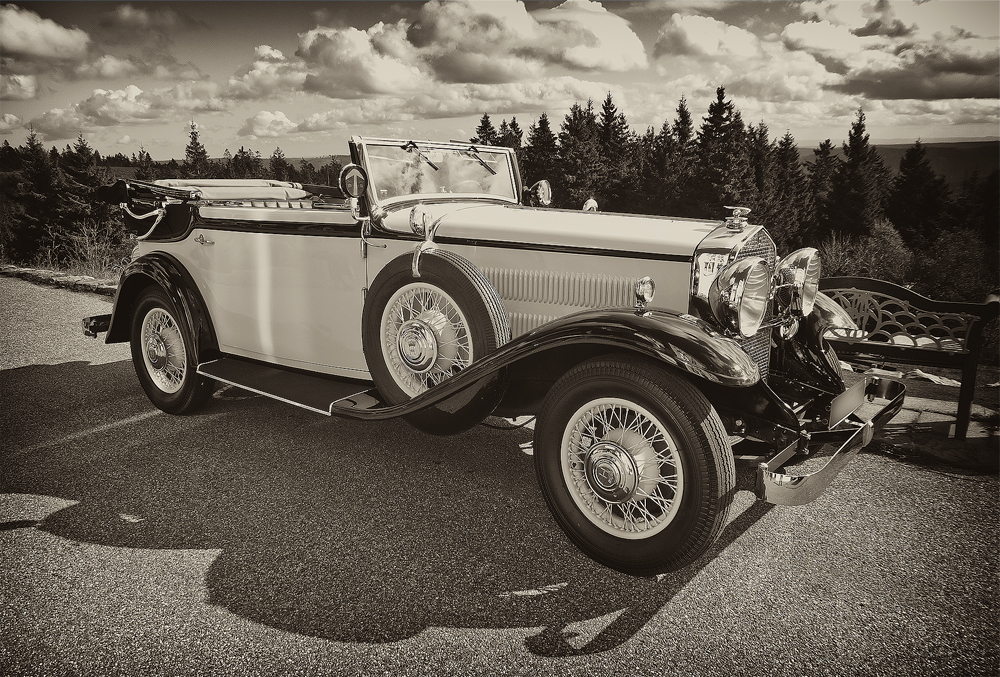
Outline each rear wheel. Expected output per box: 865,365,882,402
130,287,214,414
534,355,735,575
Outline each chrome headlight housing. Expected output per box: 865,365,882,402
709,256,771,338
776,248,821,316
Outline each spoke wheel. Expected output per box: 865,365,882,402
130,287,214,415
535,355,735,575
140,307,187,394
562,398,684,539
364,250,509,404
380,282,473,398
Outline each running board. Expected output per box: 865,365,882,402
197,357,382,415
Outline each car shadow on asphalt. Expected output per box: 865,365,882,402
3,359,773,656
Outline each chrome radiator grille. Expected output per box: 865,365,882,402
735,228,777,382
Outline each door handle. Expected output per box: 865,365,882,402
194,234,214,246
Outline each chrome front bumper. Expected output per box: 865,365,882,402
756,377,906,506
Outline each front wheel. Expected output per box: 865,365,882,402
534,355,735,575
130,287,214,414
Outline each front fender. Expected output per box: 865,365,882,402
510,307,760,387
105,253,219,363
332,307,760,426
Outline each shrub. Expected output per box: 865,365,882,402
37,217,134,279
818,220,913,284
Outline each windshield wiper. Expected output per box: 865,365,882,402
401,141,439,171
462,145,497,175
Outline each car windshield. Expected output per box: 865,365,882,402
362,141,517,203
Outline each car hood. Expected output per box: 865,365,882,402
381,202,720,258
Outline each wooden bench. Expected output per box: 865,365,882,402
819,276,999,440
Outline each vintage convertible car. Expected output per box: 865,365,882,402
85,136,905,576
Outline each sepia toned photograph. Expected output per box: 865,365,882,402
2,1,997,675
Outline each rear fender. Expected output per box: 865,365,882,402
106,253,219,363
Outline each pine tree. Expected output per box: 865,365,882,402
496,117,523,150
556,100,601,209
597,92,631,163
183,122,210,178
521,113,557,187
59,134,100,241
806,139,839,240
0,140,20,171
318,156,343,186
298,158,317,184
828,108,889,237
596,93,635,212
885,140,951,246
507,117,523,150
771,132,813,250
694,87,753,217
471,113,498,146
16,130,62,261
218,149,233,179
133,146,157,181
269,147,290,181
230,147,263,179
661,97,700,217
745,122,778,240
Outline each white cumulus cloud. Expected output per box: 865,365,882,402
1,113,24,132
0,3,90,61
238,111,298,138
28,82,227,140
1,74,38,100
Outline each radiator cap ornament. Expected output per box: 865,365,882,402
724,206,751,231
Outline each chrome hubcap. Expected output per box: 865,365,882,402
396,318,439,373
561,399,684,539
585,442,640,503
145,335,167,370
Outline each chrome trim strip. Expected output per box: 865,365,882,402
198,206,355,224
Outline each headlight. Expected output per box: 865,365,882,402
776,248,821,316
709,257,771,338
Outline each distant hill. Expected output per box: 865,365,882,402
295,156,352,169
797,140,998,188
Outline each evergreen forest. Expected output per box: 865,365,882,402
1,87,996,312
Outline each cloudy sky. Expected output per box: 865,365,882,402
2,0,997,160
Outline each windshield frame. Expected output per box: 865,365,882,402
352,137,521,209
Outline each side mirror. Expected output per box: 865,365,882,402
339,163,371,221
524,180,552,207
582,197,598,212
339,164,369,199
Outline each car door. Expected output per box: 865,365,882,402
185,204,369,379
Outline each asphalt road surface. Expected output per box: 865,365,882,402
1,276,997,676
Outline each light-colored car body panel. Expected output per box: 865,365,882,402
139,208,370,379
